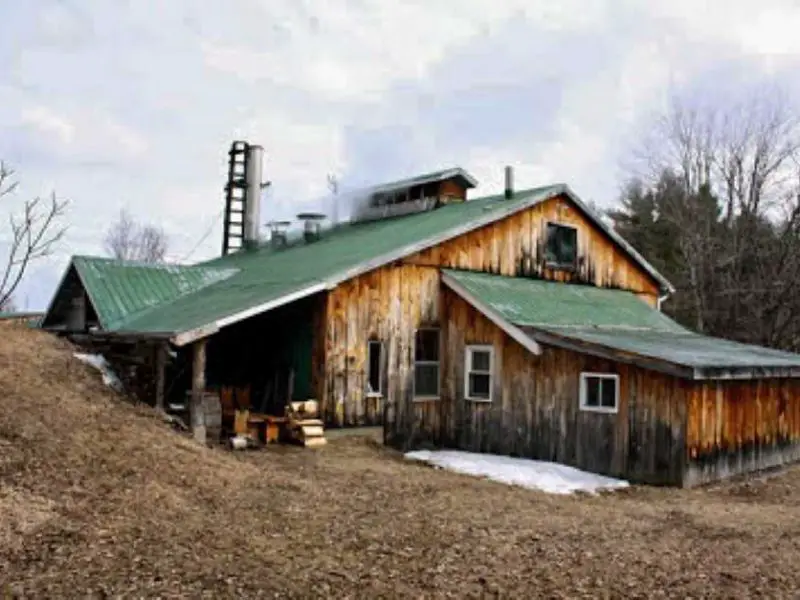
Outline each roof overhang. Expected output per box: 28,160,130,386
523,326,800,381
441,271,542,356
369,167,479,196
170,282,329,347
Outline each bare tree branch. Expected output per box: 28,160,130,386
0,162,68,309
104,209,168,263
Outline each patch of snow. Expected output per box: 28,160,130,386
405,449,629,495
73,353,124,393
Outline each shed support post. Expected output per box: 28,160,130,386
155,343,167,411
191,339,207,444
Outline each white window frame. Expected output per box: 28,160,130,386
413,327,440,400
464,344,494,402
579,372,620,414
366,340,383,397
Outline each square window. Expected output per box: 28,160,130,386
545,223,578,268
579,373,619,413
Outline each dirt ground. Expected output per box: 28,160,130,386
2,324,800,598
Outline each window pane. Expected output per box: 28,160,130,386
469,373,491,399
585,376,600,406
368,342,381,393
470,349,491,372
414,364,439,396
415,329,439,361
546,224,577,266
601,378,617,408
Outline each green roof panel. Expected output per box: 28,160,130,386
443,269,684,332
113,185,564,335
443,270,800,373
72,257,238,330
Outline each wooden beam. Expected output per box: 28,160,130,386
191,339,207,444
155,343,167,411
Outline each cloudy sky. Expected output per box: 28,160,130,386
1,0,799,310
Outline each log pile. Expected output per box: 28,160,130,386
285,400,327,447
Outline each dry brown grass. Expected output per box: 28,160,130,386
2,323,800,598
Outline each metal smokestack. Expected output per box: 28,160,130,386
244,144,264,249
504,165,514,200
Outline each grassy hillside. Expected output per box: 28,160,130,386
2,323,800,598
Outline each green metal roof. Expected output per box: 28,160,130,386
44,179,674,343
71,256,238,330
442,270,800,377
442,269,684,332
88,185,565,337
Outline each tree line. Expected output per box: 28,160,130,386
608,91,800,351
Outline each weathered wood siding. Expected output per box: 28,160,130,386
438,179,467,204
317,192,666,433
423,289,687,484
320,264,441,430
685,379,800,486
406,193,661,305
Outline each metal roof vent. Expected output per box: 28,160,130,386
296,212,326,243
267,220,291,249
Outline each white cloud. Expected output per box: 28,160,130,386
1,0,799,310
21,106,75,144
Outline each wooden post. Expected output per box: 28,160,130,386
191,339,207,444
155,343,167,411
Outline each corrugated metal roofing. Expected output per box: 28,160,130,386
442,270,800,375
71,257,238,330
442,269,684,332
98,185,565,336
45,179,674,341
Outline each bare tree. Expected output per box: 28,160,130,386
0,162,68,310
619,88,800,348
104,209,168,263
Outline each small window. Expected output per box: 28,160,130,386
545,222,578,268
414,328,440,398
579,372,619,413
465,345,494,402
367,340,383,396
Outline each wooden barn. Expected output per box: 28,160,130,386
40,143,800,486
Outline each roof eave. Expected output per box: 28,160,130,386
523,325,694,379
560,185,676,294
441,271,542,356
693,365,800,380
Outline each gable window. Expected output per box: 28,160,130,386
414,328,440,398
579,372,619,413
465,345,494,402
367,340,383,396
545,222,578,269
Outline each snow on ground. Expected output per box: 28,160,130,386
74,353,124,393
405,449,629,495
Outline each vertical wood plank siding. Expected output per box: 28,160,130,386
321,265,441,431
684,379,800,486
318,193,665,429
434,289,687,485
405,194,661,305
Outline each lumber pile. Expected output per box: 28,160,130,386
285,400,327,447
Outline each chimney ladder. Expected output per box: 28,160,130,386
222,141,249,256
